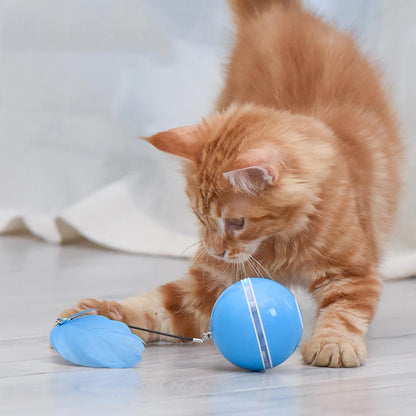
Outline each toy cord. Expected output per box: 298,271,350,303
127,324,211,344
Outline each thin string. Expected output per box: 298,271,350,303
127,324,200,342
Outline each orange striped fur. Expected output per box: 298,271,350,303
60,0,401,367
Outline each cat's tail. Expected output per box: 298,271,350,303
228,0,301,21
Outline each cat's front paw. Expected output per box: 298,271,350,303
59,299,126,322
301,334,367,368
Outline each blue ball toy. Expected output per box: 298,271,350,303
210,277,303,371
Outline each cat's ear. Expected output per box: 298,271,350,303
223,146,284,195
144,125,204,162
223,166,278,195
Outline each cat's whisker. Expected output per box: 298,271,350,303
250,255,273,280
247,257,261,277
248,257,260,276
187,184,228,193
180,240,202,256
217,261,232,281
252,259,264,278
253,257,273,280
241,261,248,279
192,247,208,265
192,249,204,263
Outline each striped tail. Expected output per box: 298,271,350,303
228,0,301,21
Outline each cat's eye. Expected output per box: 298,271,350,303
225,217,245,232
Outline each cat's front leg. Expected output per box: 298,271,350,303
302,269,382,368
59,266,225,343
59,294,172,343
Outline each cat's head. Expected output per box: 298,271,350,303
146,104,335,263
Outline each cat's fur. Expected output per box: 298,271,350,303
61,0,402,367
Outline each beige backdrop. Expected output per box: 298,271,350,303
1,0,415,279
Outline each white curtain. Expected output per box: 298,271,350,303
1,0,415,278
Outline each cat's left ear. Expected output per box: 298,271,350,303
143,124,204,162
223,146,284,195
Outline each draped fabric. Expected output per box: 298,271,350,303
1,0,415,278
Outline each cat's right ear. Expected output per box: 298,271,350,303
143,125,204,162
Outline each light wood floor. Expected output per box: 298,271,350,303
1,235,415,416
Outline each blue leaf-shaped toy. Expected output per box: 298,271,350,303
50,310,145,368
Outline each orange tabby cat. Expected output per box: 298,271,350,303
61,0,402,367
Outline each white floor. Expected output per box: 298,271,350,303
0,235,415,416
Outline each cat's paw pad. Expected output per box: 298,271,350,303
77,298,125,321
58,299,125,322
58,307,84,319
301,334,366,368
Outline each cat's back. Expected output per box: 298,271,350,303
220,0,402,258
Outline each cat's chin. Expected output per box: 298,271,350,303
215,252,252,264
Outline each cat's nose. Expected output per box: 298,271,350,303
209,249,226,258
